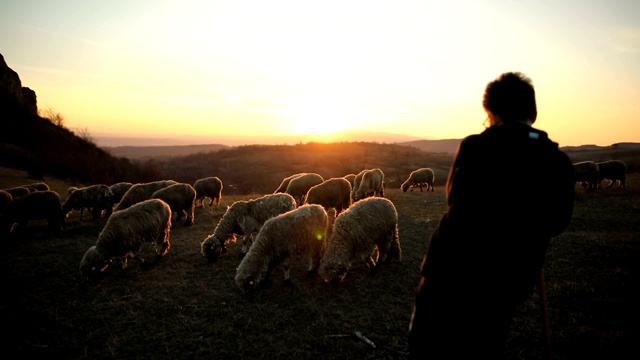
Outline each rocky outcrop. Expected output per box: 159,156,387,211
0,53,37,115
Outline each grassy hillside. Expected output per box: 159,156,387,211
0,170,638,360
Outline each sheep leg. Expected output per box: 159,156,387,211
283,258,293,287
366,255,378,274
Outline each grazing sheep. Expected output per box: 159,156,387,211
319,197,401,288
193,176,223,207
21,182,50,191
304,177,352,215
234,204,329,293
274,173,306,193
62,184,114,220
401,168,435,192
285,173,324,205
0,190,64,239
0,190,13,214
596,160,627,189
79,198,172,279
343,173,357,189
114,180,177,211
151,183,196,226
200,193,297,263
353,168,385,202
67,186,79,196
573,161,599,192
108,182,133,208
351,170,367,202
2,186,30,199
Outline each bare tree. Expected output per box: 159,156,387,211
76,127,95,144
39,106,65,127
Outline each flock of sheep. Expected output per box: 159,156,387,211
0,159,625,292
572,160,627,192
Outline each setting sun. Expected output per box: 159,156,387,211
281,99,365,135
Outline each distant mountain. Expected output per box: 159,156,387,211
399,139,462,154
103,144,230,160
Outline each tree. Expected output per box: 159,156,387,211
39,106,65,127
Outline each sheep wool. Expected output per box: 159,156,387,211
234,204,329,293
62,184,114,220
193,176,223,207
200,193,297,262
353,168,385,202
79,198,172,279
596,160,627,189
114,180,177,211
573,161,599,192
108,182,133,208
350,170,367,202
0,190,64,239
401,168,435,192
304,177,352,215
274,173,306,193
285,173,324,205
151,183,197,226
319,197,401,288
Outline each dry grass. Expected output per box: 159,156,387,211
1,173,639,359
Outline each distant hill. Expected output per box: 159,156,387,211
103,144,230,160
399,139,462,154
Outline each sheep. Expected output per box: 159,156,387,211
2,186,31,199
401,168,435,192
319,197,401,288
285,173,324,205
596,160,627,189
274,173,306,193
304,177,352,215
79,198,172,280
573,161,599,192
108,182,133,208
343,173,357,189
0,190,13,214
353,168,385,202
114,180,177,211
21,182,50,191
234,204,329,293
67,186,79,196
151,183,196,227
193,176,223,208
62,184,114,221
350,170,367,202
0,190,64,239
200,193,297,263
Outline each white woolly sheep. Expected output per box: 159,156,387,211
151,183,196,227
274,173,306,193
193,176,223,207
0,190,64,239
79,198,172,279
234,204,329,293
596,160,627,189
573,161,599,192
353,168,385,202
114,180,178,211
401,168,435,192
2,186,30,199
350,170,367,201
304,177,352,215
200,193,297,263
285,173,324,205
108,182,133,208
62,184,114,220
0,190,12,214
319,197,401,288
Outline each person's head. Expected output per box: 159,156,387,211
482,72,537,126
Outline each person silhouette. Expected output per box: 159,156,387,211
408,72,575,359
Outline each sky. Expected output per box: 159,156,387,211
1,0,639,147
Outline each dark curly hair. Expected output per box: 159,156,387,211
482,72,537,124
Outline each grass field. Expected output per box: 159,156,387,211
1,170,638,360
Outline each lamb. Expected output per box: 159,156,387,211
0,190,12,214
151,183,196,226
401,168,435,192
596,160,627,189
193,176,223,207
319,197,401,288
200,193,297,263
114,180,177,211
234,204,329,293
285,172,324,205
108,182,133,208
573,161,599,192
274,173,306,193
353,168,385,202
2,186,30,199
304,177,352,215
62,184,114,220
79,198,172,279
0,190,64,239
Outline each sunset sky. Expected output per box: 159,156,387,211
1,0,639,147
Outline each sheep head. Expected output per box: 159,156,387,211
201,235,228,263
319,260,349,288
79,246,111,279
